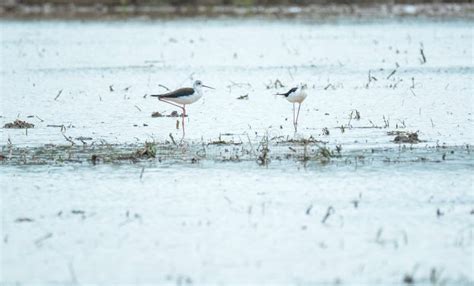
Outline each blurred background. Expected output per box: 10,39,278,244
1,0,473,18
3,0,472,4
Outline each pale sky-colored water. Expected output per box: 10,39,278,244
1,162,473,284
0,19,473,285
1,20,472,147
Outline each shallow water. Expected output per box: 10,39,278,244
1,163,473,284
1,19,472,147
1,19,473,285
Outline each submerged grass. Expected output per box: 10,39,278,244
136,142,157,158
1,138,471,167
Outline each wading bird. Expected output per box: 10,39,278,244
277,83,308,132
151,80,214,139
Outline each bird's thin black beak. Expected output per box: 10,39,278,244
202,85,215,90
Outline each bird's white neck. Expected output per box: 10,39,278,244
194,86,204,97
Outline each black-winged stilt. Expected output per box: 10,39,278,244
277,83,308,132
151,80,214,138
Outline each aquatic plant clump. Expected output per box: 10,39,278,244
3,120,34,129
1,139,471,167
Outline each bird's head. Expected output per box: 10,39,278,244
194,80,215,91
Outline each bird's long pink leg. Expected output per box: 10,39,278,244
292,103,296,131
295,103,302,132
159,98,183,110
182,105,186,139
159,98,186,138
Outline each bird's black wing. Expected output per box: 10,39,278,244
150,88,194,98
277,87,298,97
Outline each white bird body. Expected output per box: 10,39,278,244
286,88,308,103
278,85,308,103
165,89,203,105
278,84,309,132
151,81,207,105
150,80,214,139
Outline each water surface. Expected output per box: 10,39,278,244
1,19,473,285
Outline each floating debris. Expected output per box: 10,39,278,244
277,136,327,145
436,208,444,217
208,139,242,146
403,274,414,284
15,217,34,223
91,154,100,165
170,111,180,117
151,111,187,118
391,131,421,144
4,120,34,129
75,136,93,141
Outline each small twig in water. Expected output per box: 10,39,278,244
62,133,75,146
321,206,335,224
287,67,294,81
54,89,63,101
420,42,427,64
139,166,145,180
274,79,284,88
245,133,256,156
169,133,177,145
354,110,361,120
15,217,34,223
68,261,78,284
391,79,402,89
35,232,53,246
383,116,390,128
158,84,170,91
324,83,334,90
387,69,397,80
